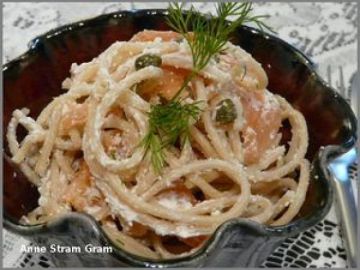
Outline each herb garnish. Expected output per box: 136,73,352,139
141,2,273,173
141,101,202,173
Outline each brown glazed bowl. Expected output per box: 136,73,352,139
3,10,357,267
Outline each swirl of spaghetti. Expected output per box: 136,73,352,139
6,30,311,259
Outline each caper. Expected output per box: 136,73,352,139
215,99,237,124
135,54,162,70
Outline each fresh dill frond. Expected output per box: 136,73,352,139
215,2,274,34
166,2,273,99
140,131,165,174
141,100,203,173
167,2,274,70
167,3,226,73
149,100,203,146
142,2,272,172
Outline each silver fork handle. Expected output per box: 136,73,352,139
329,148,358,267
332,178,357,267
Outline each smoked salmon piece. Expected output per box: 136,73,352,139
130,30,181,42
59,102,88,134
241,90,282,165
179,235,208,248
137,66,190,101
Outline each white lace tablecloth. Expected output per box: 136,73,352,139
3,2,358,268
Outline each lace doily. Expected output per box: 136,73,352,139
3,2,358,268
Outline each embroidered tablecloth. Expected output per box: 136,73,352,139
3,2,358,268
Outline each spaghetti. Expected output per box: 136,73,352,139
7,30,310,259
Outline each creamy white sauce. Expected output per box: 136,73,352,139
157,195,193,210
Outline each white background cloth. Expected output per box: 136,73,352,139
3,2,358,268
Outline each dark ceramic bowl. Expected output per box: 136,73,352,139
3,10,357,267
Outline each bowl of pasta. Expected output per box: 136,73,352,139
3,5,357,268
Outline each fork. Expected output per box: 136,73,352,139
326,65,358,268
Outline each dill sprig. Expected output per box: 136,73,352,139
166,2,274,99
141,2,272,172
141,131,165,174
141,100,203,173
215,2,274,35
149,100,203,146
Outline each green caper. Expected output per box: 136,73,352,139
135,54,162,70
215,99,237,124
